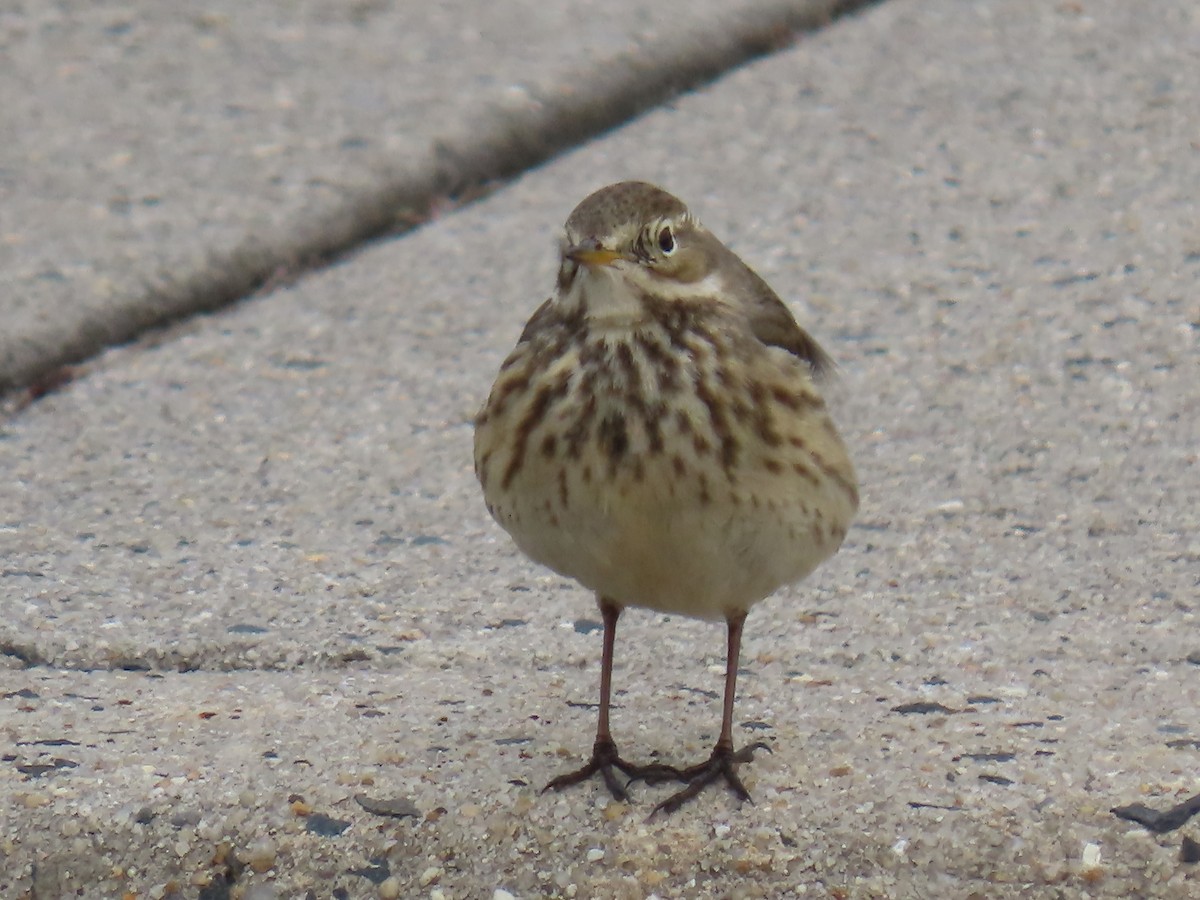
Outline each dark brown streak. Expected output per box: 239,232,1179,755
675,408,693,435
615,342,637,384
638,290,723,354
694,376,738,471
770,385,822,413
500,372,571,490
643,405,665,455
597,413,629,470
634,334,682,392
791,461,820,486
563,393,596,459
577,337,605,368
615,387,666,457
809,448,859,506
748,381,782,446
597,336,670,458
488,370,530,418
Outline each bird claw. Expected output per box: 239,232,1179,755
542,738,676,802
647,742,771,819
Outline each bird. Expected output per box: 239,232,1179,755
474,181,858,815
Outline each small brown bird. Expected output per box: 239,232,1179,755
474,181,857,815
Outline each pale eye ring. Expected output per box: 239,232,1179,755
657,226,676,255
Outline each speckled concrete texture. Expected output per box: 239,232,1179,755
0,0,855,392
3,0,1199,896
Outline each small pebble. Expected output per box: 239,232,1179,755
355,793,420,819
1081,841,1102,869
600,802,626,822
419,866,443,887
586,848,605,862
378,875,401,899
1181,836,1200,864
305,812,351,836
245,838,277,873
493,890,516,900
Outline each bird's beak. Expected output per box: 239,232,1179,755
565,242,622,268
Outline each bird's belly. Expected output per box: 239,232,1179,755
491,451,851,620
475,332,858,620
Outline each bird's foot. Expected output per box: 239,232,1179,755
542,738,681,802
649,741,772,818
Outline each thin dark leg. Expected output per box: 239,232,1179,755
543,598,680,801
595,597,619,747
650,610,770,817
717,608,745,754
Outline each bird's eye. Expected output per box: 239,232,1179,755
657,226,676,255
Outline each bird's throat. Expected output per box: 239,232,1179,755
569,267,648,328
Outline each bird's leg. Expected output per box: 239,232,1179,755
543,598,680,801
650,610,771,817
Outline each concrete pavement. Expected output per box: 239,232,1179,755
2,0,1199,896
0,0,859,394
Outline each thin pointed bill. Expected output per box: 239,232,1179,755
566,245,623,268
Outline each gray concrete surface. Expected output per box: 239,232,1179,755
0,0,858,394
3,0,1200,896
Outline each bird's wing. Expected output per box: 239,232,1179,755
742,268,836,380
517,297,556,344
